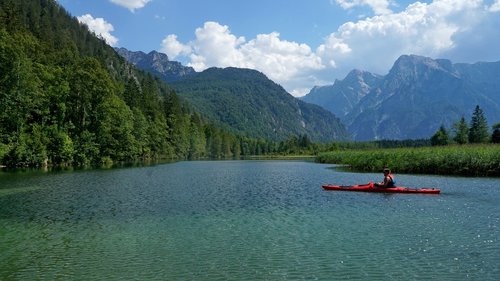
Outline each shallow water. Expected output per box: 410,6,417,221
0,160,499,280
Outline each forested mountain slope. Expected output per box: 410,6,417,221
116,48,349,142
0,0,266,166
170,67,349,142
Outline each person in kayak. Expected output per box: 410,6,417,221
374,168,395,188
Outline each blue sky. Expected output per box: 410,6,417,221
58,0,500,96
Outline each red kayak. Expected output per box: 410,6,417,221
322,182,440,194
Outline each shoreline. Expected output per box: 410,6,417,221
316,144,500,177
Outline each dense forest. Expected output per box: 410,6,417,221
0,0,310,167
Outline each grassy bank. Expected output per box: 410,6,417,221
316,144,500,177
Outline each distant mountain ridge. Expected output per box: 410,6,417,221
302,69,383,118
170,67,349,142
115,47,196,82
303,55,500,140
116,48,500,141
117,48,348,142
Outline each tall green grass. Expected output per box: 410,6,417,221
316,145,500,177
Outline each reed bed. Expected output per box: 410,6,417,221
316,144,500,177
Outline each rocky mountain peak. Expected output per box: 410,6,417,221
116,47,196,82
343,69,366,84
148,50,170,65
304,54,500,140
148,50,168,59
389,55,457,78
302,69,382,118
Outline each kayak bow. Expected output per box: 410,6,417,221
322,182,440,194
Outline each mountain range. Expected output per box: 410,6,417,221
304,55,500,140
116,48,500,142
116,48,348,142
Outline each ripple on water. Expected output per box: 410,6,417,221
0,161,499,280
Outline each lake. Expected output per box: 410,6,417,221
0,160,499,280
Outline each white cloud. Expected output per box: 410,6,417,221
188,22,247,71
335,0,393,15
240,32,324,83
160,22,324,96
317,0,490,79
77,14,118,46
159,1,500,97
160,35,191,59
490,0,500,12
109,0,150,12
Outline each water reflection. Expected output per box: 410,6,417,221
0,161,499,280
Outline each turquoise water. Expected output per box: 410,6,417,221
0,160,499,280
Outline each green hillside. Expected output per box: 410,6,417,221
171,67,348,142
0,0,273,166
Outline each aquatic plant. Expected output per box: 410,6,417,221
316,144,500,176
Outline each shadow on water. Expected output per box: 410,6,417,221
0,158,178,175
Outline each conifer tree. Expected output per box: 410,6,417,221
452,117,469,144
492,123,500,144
468,105,489,143
430,125,449,146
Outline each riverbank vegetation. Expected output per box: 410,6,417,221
316,105,499,177
316,144,500,177
1,1,498,173
0,0,319,168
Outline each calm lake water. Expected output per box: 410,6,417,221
0,160,499,280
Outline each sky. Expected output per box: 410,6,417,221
57,0,500,97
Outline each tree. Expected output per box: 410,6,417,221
299,134,312,148
131,108,150,158
431,125,449,146
492,123,500,144
4,124,49,166
96,95,137,161
123,77,141,109
73,130,99,166
468,105,489,143
188,113,206,159
205,125,222,158
47,126,74,165
67,57,114,134
452,117,469,144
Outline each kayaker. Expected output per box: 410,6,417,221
375,168,395,188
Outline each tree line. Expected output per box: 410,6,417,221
1,1,497,169
430,105,500,146
0,0,319,167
